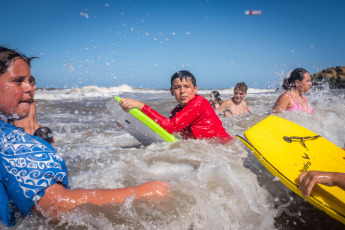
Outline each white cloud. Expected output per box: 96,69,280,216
80,12,89,19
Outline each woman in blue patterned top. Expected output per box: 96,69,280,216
0,47,169,226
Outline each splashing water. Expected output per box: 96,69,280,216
11,85,345,229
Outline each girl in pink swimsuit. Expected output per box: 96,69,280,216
273,68,313,114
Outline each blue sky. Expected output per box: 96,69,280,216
1,0,344,89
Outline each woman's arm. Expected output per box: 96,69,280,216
34,180,169,220
298,171,345,198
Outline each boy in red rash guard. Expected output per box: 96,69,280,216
119,70,233,144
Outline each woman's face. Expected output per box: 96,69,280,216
296,72,312,92
0,58,34,120
170,77,198,106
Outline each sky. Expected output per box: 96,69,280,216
1,0,345,89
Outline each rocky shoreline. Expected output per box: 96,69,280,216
311,66,345,89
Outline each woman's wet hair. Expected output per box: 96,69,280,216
170,70,197,88
0,46,36,75
282,68,309,90
210,90,222,104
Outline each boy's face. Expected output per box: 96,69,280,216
170,77,198,106
0,58,34,119
233,89,246,104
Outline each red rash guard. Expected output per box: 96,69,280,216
141,95,233,144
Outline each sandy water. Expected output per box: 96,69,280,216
9,85,345,229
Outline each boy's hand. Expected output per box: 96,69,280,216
119,98,145,112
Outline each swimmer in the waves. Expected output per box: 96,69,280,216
0,46,169,226
273,68,313,114
119,70,233,144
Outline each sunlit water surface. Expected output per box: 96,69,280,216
8,85,345,230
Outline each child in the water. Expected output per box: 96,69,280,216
0,46,169,226
119,70,233,144
216,82,252,117
209,90,223,109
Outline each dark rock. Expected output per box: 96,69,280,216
311,66,345,88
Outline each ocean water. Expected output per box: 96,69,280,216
11,85,345,230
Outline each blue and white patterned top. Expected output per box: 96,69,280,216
0,121,68,226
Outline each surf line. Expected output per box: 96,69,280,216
299,161,312,173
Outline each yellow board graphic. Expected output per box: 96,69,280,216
238,115,345,224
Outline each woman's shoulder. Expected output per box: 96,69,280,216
277,91,293,101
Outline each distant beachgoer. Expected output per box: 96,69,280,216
0,46,169,226
209,90,223,109
119,70,233,144
216,82,252,117
34,126,55,144
14,75,40,134
273,68,313,114
299,171,345,198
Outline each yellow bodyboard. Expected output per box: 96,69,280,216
238,115,345,225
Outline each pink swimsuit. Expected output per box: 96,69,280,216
288,93,313,114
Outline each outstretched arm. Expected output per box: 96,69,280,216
34,180,169,220
298,171,345,198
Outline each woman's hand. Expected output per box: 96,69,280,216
298,171,337,198
119,98,145,112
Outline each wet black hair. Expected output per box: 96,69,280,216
170,70,197,89
34,127,54,144
210,90,222,104
282,68,309,90
0,46,37,75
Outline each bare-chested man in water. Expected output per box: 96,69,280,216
216,82,252,117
